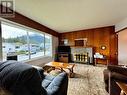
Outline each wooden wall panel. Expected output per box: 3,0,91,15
88,30,94,46
59,26,117,65
110,31,118,65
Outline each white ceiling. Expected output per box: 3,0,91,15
15,0,127,33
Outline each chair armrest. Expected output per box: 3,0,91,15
116,82,127,95
111,72,127,84
108,65,127,76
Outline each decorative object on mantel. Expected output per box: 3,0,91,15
74,38,87,46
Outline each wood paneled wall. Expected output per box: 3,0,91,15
59,26,118,65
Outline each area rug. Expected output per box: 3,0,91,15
67,64,108,95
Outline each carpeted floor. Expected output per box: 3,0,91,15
67,64,108,95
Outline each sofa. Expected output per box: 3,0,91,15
103,65,127,95
0,61,68,95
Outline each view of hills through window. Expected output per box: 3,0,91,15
2,22,52,61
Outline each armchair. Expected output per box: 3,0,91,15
103,65,127,95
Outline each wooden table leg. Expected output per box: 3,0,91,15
68,67,74,78
94,58,97,66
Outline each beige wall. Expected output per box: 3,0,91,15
118,29,127,65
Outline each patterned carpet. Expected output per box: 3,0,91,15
67,64,108,95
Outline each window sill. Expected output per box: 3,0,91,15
23,55,53,63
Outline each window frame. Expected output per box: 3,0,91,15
0,20,52,61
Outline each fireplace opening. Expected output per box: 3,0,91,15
73,53,89,63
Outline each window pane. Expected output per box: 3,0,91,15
45,34,52,56
2,23,29,61
29,31,44,59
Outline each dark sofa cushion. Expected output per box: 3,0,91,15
32,65,45,79
0,61,46,95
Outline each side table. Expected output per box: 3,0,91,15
94,58,109,66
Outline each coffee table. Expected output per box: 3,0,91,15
45,62,75,77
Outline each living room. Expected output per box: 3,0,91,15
0,0,127,95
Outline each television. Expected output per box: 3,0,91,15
58,46,70,53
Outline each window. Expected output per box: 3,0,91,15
1,22,52,61
2,23,29,61
29,31,45,59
